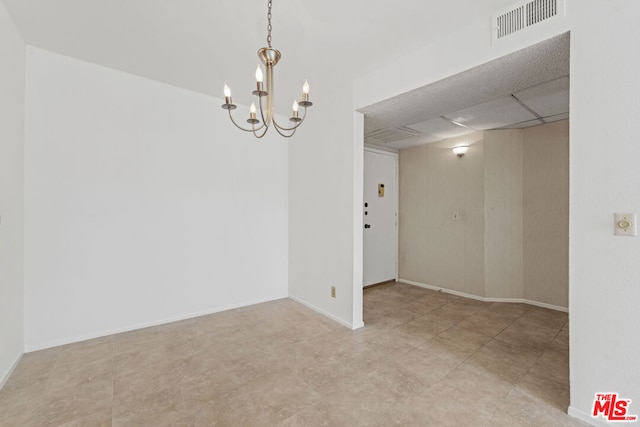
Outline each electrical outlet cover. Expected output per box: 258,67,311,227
614,213,637,236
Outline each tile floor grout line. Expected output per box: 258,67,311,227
0,282,577,426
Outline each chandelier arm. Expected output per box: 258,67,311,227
272,123,297,138
271,107,308,132
249,106,270,138
252,124,270,139
228,109,266,132
272,117,303,132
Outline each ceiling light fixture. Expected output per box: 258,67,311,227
452,145,469,158
221,0,312,138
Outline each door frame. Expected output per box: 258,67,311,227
363,146,399,283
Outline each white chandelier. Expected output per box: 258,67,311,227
221,0,312,138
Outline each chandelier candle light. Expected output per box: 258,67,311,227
222,0,312,138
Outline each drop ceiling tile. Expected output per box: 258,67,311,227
406,117,475,139
393,134,443,149
497,118,545,129
542,112,569,123
367,133,442,150
443,96,538,130
514,77,569,117
494,111,568,130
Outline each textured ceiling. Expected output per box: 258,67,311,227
361,33,570,150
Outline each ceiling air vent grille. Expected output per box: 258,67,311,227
494,0,564,41
527,0,557,25
497,6,526,39
365,127,418,144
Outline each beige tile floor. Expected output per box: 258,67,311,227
0,281,587,426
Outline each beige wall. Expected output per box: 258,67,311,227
523,120,569,307
484,130,524,299
399,132,485,297
399,121,569,308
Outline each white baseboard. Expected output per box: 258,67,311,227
289,295,358,330
568,406,604,427
0,352,24,391
24,293,288,352
401,279,487,301
399,278,568,312
516,298,568,312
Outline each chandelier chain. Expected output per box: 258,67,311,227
267,0,273,48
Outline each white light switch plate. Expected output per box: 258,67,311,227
614,213,637,236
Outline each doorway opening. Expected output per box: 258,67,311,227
357,32,571,419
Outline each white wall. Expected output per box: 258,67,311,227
24,47,289,351
288,79,363,329
352,1,640,422
0,0,25,386
568,1,640,421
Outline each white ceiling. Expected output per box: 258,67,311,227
3,0,568,149
362,33,570,150
3,0,522,106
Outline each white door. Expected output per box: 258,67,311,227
363,149,397,287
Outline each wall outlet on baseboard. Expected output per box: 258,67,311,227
331,286,336,298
